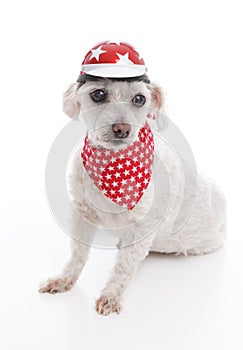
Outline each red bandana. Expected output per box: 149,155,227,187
81,122,154,210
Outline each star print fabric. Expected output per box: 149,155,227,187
81,122,154,210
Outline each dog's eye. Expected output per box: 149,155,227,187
132,94,146,107
90,89,106,103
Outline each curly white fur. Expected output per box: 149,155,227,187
39,80,227,316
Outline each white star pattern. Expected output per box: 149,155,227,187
81,122,154,210
107,40,121,45
116,52,134,65
117,163,123,170
89,45,107,61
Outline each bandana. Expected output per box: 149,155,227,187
81,122,154,210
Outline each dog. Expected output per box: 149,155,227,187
39,42,227,316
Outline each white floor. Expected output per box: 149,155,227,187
0,202,242,350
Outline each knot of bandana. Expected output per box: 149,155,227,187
81,122,154,210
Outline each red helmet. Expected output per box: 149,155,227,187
77,41,148,80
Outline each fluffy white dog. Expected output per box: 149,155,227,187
39,76,227,316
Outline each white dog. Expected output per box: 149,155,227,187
39,43,227,316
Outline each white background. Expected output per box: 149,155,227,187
0,0,243,349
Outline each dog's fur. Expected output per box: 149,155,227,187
39,79,227,316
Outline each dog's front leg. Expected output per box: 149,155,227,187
39,213,95,294
96,233,155,316
39,238,92,294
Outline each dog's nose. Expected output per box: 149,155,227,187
112,123,131,139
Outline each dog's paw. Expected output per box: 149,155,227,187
38,276,76,294
95,295,122,316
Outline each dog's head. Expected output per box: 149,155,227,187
63,77,165,149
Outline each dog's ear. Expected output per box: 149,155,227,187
63,82,83,119
149,83,163,110
148,83,168,131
